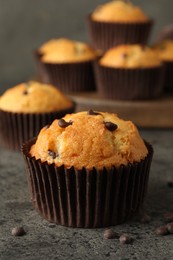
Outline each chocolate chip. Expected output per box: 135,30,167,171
103,229,118,239
140,214,151,224
87,109,100,116
164,212,173,222
167,181,173,187
23,82,31,95
11,226,26,236
104,122,118,131
119,234,133,244
23,90,28,95
155,226,168,236
58,119,73,128
48,150,59,159
166,222,173,234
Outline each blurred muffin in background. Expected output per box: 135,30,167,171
87,0,153,51
153,40,173,92
0,81,75,150
34,38,97,93
95,44,164,100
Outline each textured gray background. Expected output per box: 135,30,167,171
1,129,173,260
0,0,173,93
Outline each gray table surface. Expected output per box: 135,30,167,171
0,129,173,260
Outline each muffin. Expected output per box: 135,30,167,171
87,0,153,51
22,110,153,228
0,81,75,150
95,44,164,100
153,40,173,92
34,38,97,93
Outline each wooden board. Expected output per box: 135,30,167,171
69,92,173,128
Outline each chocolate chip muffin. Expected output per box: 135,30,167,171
95,44,164,100
100,44,161,68
87,0,153,51
34,38,97,93
0,81,75,150
153,40,173,91
22,110,153,228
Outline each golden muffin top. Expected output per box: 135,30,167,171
99,44,162,68
30,111,148,170
0,81,73,113
39,38,96,63
153,40,173,61
91,0,149,23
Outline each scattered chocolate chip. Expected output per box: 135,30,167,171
103,229,118,239
11,226,26,236
48,224,56,228
155,226,168,236
23,82,31,95
167,181,173,187
104,122,118,131
58,119,73,128
140,214,151,224
87,109,100,116
164,212,173,222
166,222,173,234
119,233,133,244
48,150,59,159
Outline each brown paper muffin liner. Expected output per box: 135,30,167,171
34,49,96,94
0,104,75,150
40,60,96,94
87,15,153,51
163,61,173,92
94,63,164,100
33,51,50,83
22,139,153,228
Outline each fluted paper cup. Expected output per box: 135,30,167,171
22,139,153,228
0,104,75,150
87,15,153,51
94,63,164,100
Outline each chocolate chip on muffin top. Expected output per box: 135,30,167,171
58,119,73,128
99,44,162,68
